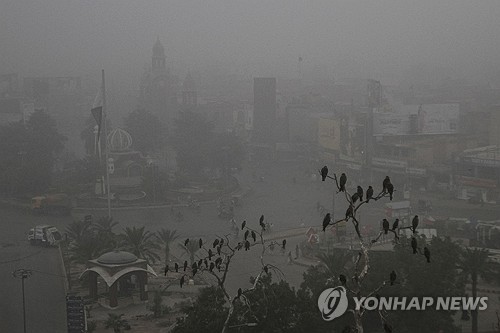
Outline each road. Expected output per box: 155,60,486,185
1,159,497,332
71,160,388,240
0,208,68,333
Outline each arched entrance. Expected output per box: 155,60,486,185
80,251,157,308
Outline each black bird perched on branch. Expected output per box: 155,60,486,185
184,239,189,247
259,215,266,231
251,231,256,242
213,239,219,248
245,240,250,251
390,270,397,286
175,263,179,273
366,186,374,202
339,173,347,192
392,218,399,231
345,205,353,219
215,257,222,268
424,247,431,263
244,230,250,240
164,265,168,276
180,276,185,288
192,262,198,276
357,186,364,201
322,213,331,232
382,219,390,234
411,237,418,254
183,260,188,271
339,274,347,286
387,183,394,201
208,249,213,260
198,259,203,268
282,239,287,249
321,166,328,181
412,215,419,234
199,238,203,249
351,192,360,204
383,176,391,193
241,220,246,230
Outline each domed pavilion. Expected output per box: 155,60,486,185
80,250,157,307
105,128,148,196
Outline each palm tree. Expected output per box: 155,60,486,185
68,234,108,264
155,228,179,266
178,240,201,264
460,247,495,333
65,219,92,243
316,249,353,275
92,216,118,234
92,216,119,249
104,313,130,333
120,226,160,264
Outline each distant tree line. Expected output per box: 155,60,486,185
0,110,66,196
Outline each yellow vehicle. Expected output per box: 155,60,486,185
31,193,71,215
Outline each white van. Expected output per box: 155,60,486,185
28,225,62,246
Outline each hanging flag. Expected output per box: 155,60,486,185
91,83,104,153
91,106,103,145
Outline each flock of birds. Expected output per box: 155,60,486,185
163,214,286,288
319,166,434,332
161,165,433,332
319,165,431,264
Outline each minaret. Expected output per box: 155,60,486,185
152,37,166,74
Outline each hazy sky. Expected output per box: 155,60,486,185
1,0,500,85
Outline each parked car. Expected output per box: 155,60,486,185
28,225,62,246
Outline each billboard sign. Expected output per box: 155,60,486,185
318,118,340,151
373,104,459,136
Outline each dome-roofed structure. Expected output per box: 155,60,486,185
96,251,138,265
80,250,157,308
107,128,133,152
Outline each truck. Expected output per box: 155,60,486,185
31,193,71,215
28,225,62,246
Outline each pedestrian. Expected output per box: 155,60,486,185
287,251,293,265
295,244,300,259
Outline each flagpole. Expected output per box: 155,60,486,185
102,69,112,218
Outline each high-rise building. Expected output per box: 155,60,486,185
253,78,276,144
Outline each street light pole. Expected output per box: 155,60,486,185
102,69,112,218
13,269,32,333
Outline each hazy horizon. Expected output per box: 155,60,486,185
2,0,500,88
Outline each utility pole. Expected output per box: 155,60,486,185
13,269,32,333
102,70,112,218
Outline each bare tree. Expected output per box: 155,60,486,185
169,219,286,333
320,168,415,333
